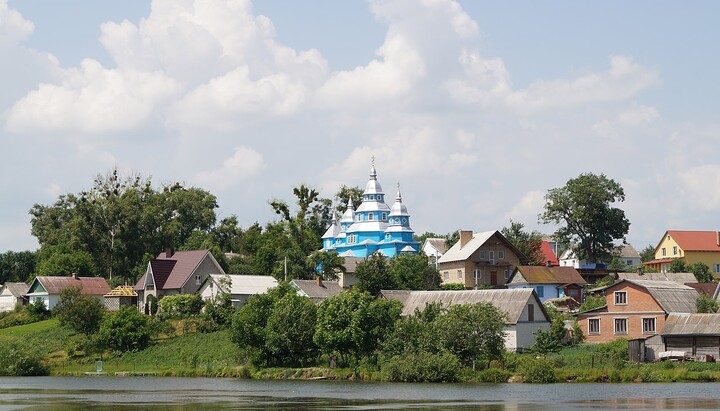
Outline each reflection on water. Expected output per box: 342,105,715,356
1,377,720,410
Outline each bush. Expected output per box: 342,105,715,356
26,299,50,321
440,283,466,290
54,286,106,335
519,357,556,383
384,352,461,382
476,367,512,383
0,340,49,376
159,294,204,318
98,306,151,352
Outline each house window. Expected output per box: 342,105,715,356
614,318,628,335
614,291,627,305
195,274,201,286
714,264,720,273
489,251,495,264
528,304,534,321
368,213,374,221
588,319,600,335
479,250,485,259
474,269,480,280
535,286,544,298
444,271,449,280
673,246,677,256
498,251,505,260
662,248,666,257
504,269,510,279
626,260,633,266
642,318,656,334
457,270,462,279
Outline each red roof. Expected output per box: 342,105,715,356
540,241,559,266
666,230,720,252
34,276,111,296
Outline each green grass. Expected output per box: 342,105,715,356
0,318,59,338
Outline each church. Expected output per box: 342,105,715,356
321,162,419,258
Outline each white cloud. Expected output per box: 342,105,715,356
46,183,62,198
0,0,34,45
504,190,545,224
194,146,265,190
680,164,720,212
592,105,660,138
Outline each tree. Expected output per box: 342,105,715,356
54,287,106,336
697,294,719,313
539,173,630,264
579,295,606,312
0,251,36,283
501,220,544,265
639,244,656,263
355,253,396,295
265,293,318,366
438,302,507,365
334,185,363,216
668,259,686,273
688,262,713,283
98,306,151,352
307,251,345,281
388,253,440,290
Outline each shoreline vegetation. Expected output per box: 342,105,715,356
4,319,720,383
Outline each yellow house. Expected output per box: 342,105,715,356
644,230,720,274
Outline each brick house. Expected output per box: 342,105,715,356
577,279,698,343
437,230,524,288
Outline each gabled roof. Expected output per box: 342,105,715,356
29,276,111,296
661,230,720,252
438,230,523,264
205,274,278,295
616,244,640,259
686,283,716,297
380,289,549,325
662,313,720,336
423,238,449,255
608,279,698,313
539,241,559,266
134,250,222,291
342,257,364,273
1,282,29,297
291,279,343,300
510,266,586,285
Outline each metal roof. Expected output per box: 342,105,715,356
291,279,343,300
664,230,720,252
616,272,697,284
380,289,548,324
1,282,29,297
437,231,496,263
207,274,277,295
423,238,449,254
623,279,698,313
134,250,222,291
662,313,720,336
510,266,586,285
30,276,111,296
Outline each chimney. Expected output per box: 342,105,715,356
71,272,78,280
316,276,323,287
165,248,174,258
459,230,473,248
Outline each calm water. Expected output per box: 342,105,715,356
1,377,720,410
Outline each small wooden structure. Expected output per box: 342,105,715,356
104,285,138,311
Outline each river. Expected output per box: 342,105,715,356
1,377,719,410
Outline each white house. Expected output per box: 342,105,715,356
422,238,449,268
198,274,278,308
379,288,550,352
26,274,111,310
0,282,29,311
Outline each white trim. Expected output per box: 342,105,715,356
588,318,601,335
613,317,628,335
641,316,657,335
613,291,628,305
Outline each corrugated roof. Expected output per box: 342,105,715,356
32,276,110,296
105,285,138,297
686,283,716,297
384,289,546,324
379,289,412,305
616,272,697,284
666,230,720,252
342,257,364,273
291,279,343,300
134,250,220,291
662,313,720,336
624,279,698,313
512,266,586,285
2,282,29,297
616,244,640,259
208,274,277,295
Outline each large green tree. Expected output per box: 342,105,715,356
438,302,507,365
355,253,396,295
539,173,630,263
264,293,318,366
388,253,441,290
54,287,106,336
0,251,37,283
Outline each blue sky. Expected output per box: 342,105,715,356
2,0,720,254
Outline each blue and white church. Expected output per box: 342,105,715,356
321,163,419,258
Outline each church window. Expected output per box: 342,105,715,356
386,233,391,240
369,213,374,220
382,213,387,220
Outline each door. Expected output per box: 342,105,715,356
490,270,497,285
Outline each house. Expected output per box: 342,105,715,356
576,279,699,343
644,230,720,274
615,271,698,284
198,274,278,308
25,274,111,310
422,238,449,268
656,313,720,359
0,282,29,311
507,265,586,303
437,230,524,288
104,285,138,311
291,277,343,303
379,289,551,352
134,249,225,312
616,244,641,268
337,256,363,288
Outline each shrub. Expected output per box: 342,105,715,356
519,357,556,383
477,367,512,383
0,340,49,376
440,283,466,290
26,299,50,321
384,352,461,382
54,286,106,335
158,294,204,318
98,306,151,352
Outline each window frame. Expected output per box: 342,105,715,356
588,318,600,335
642,317,656,335
498,250,505,260
614,291,628,305
443,271,449,280
456,269,462,279
614,318,628,335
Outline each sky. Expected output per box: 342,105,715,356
2,0,720,254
